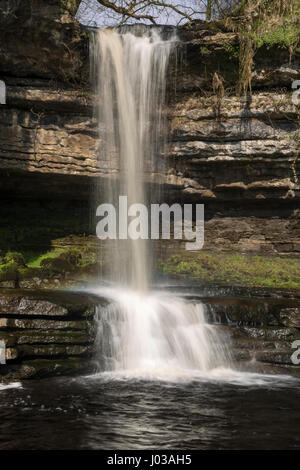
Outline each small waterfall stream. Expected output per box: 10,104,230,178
91,26,232,377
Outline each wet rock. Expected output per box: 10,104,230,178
207,302,281,327
0,289,100,315
239,326,299,342
0,329,95,346
5,347,18,361
255,350,294,365
10,343,96,360
0,290,99,381
7,358,98,380
0,296,68,317
231,349,252,362
22,357,99,379
211,304,300,372
280,308,300,328
0,317,92,330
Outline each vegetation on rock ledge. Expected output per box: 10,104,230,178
0,244,100,287
230,0,300,96
160,252,300,289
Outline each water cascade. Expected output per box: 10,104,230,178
91,27,174,290
95,288,232,377
91,27,232,377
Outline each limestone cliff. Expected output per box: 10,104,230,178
0,0,299,257
0,1,300,379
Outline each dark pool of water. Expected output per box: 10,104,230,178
0,372,299,450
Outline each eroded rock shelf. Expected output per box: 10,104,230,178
0,289,102,381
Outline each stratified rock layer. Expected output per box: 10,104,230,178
0,1,299,380
0,290,101,380
0,1,299,255
203,292,300,375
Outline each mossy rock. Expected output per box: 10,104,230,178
78,262,99,275
5,252,26,267
0,262,19,282
40,257,74,274
59,249,82,266
18,267,44,280
160,252,300,290
0,250,6,264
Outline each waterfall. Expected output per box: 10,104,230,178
95,288,232,377
91,26,232,377
91,26,175,290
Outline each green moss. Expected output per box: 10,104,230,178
289,133,300,142
4,252,26,266
0,252,29,282
24,248,66,268
18,267,39,280
160,252,300,289
24,245,97,269
221,43,239,59
0,243,100,285
254,23,299,50
226,0,300,96
200,46,211,56
0,262,18,282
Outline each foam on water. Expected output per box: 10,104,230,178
85,364,300,388
0,382,22,391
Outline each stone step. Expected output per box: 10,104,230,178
6,343,96,361
0,317,93,331
0,329,96,347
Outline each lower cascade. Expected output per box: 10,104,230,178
92,26,233,377
96,288,232,376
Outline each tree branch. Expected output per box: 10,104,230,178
96,0,157,23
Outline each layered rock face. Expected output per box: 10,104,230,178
1,287,299,380
0,1,299,379
167,25,300,255
167,92,300,255
0,290,100,380
204,293,300,375
0,0,87,82
0,1,299,255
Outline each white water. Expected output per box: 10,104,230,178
91,27,174,290
0,382,21,391
92,27,233,378
93,287,233,377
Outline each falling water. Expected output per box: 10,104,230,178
95,288,232,377
91,26,175,290
91,26,232,377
